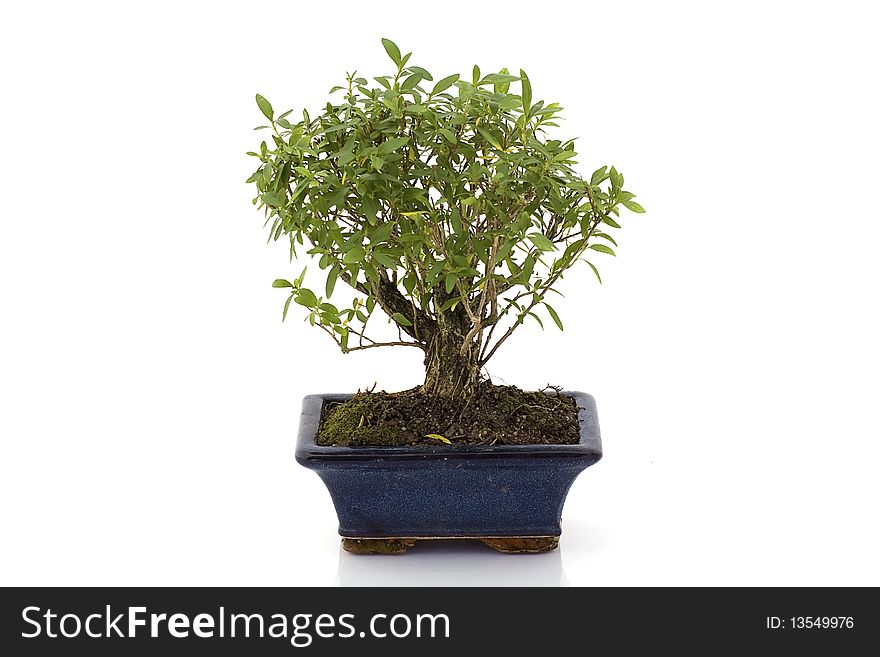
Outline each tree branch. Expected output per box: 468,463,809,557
480,199,607,365
370,277,436,341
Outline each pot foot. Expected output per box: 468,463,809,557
341,538,417,555
480,536,559,553
341,536,559,554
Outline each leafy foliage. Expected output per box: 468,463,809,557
247,39,643,394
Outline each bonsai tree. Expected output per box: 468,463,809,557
247,38,644,400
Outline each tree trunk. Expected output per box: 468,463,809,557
420,327,480,399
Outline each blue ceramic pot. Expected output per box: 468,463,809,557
295,392,602,552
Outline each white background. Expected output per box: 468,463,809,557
1,1,878,586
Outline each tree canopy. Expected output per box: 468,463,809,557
248,38,644,397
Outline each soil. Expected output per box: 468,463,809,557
316,383,580,447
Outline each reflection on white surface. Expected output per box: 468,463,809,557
336,540,569,587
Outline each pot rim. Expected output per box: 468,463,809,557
295,391,602,464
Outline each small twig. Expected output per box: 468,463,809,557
345,341,423,352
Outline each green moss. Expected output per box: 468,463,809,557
316,395,414,446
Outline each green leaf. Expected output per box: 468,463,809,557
426,433,451,444
361,197,380,223
401,73,423,91
381,38,401,66
609,166,621,190
521,254,536,281
323,310,342,325
527,233,555,252
261,191,284,208
408,66,433,81
438,297,460,312
371,221,396,244
438,128,457,143
255,94,273,121
520,70,532,115
325,266,340,297
590,166,607,185
589,244,616,256
391,312,412,327
378,137,410,154
282,295,293,321
372,251,396,268
545,303,564,331
621,199,646,213
479,73,520,84
595,231,618,247
586,261,602,284
494,67,511,94
476,127,503,150
432,74,460,95
602,215,622,229
445,273,458,294
402,274,417,294
272,279,293,288
343,246,366,264
295,288,318,307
